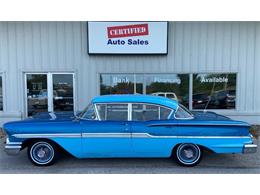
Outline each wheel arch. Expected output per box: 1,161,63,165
171,142,215,157
22,138,69,155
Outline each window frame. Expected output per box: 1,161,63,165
95,102,130,121
0,73,5,112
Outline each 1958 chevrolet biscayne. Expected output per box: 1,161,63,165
3,95,257,166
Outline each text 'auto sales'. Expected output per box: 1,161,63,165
106,23,149,45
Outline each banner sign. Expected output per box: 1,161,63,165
88,22,168,54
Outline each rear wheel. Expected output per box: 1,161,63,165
174,143,202,167
28,141,57,166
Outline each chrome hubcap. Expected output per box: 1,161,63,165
183,149,194,159
37,148,46,158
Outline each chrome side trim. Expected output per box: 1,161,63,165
82,133,131,138
12,133,251,139
131,133,251,139
82,133,250,139
12,133,81,139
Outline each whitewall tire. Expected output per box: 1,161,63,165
174,143,202,167
28,141,57,166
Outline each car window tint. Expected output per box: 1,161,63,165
132,104,172,121
96,104,128,121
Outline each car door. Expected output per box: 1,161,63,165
130,103,180,157
80,103,132,157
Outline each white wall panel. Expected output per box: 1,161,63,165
0,21,259,125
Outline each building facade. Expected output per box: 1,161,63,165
0,21,260,126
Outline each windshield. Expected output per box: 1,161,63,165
79,103,97,120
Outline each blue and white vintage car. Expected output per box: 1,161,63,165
3,95,257,166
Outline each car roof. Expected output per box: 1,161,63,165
92,94,178,110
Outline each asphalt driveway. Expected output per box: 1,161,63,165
0,137,259,174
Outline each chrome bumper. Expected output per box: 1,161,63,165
4,138,22,156
243,144,257,154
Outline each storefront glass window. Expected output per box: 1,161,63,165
100,73,189,106
193,73,237,109
100,74,136,95
145,74,189,106
0,75,3,111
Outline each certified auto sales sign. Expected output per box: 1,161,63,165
88,22,168,54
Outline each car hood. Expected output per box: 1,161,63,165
3,112,75,132
31,112,75,121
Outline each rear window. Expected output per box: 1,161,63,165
174,104,193,119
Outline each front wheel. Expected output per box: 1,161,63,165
28,141,57,166
174,143,202,167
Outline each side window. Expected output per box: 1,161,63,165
174,105,193,119
82,103,96,120
96,104,128,121
132,104,172,121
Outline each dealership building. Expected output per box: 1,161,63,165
0,21,260,126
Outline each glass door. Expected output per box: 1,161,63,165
53,74,74,112
26,73,75,117
26,74,48,116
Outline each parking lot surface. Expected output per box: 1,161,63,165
0,137,259,174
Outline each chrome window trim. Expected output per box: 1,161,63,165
94,103,100,121
128,103,132,121
94,102,174,121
